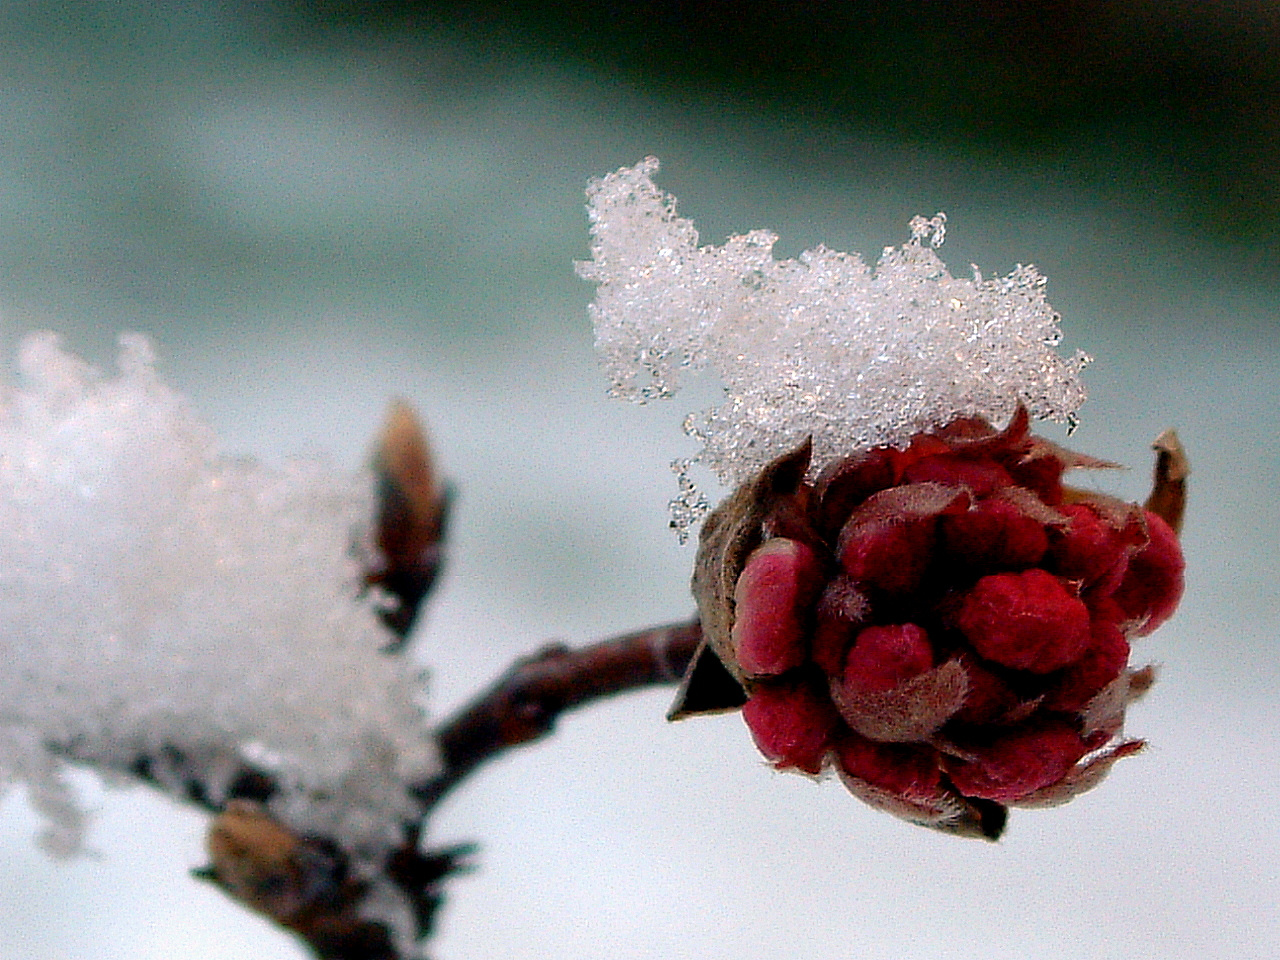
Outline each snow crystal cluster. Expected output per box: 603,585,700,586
0,333,436,864
579,158,1090,537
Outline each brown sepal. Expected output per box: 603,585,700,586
1123,663,1158,703
1029,437,1123,474
830,660,970,743
666,640,750,720
1080,671,1136,739
1146,429,1188,536
991,485,1070,527
841,481,971,528
936,403,1031,458
687,438,813,693
812,447,901,535
1012,738,1146,809
836,768,1007,840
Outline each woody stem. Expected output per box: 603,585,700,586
415,618,702,810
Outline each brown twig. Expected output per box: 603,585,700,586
197,800,469,960
415,618,702,810
186,618,702,959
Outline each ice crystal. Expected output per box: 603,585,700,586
0,333,436,864
579,158,1090,537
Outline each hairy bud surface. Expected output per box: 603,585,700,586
682,408,1183,838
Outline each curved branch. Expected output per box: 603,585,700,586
58,619,701,960
416,618,702,810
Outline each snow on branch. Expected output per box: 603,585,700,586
0,333,436,867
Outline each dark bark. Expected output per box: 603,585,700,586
416,618,702,810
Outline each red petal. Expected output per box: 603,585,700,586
742,678,841,774
841,623,934,693
899,434,953,467
732,538,822,676
1111,512,1185,636
813,447,901,535
839,518,936,594
902,454,1013,497
941,497,1050,570
945,720,1090,802
1046,503,1134,593
1042,619,1131,712
956,569,1092,674
837,483,968,594
810,575,871,677
952,654,1024,725
835,733,943,799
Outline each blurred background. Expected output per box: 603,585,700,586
0,2,1275,958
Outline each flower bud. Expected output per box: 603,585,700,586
671,408,1186,839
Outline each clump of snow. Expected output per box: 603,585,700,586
579,158,1090,538
0,333,436,863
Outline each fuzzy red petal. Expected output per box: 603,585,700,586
810,575,871,677
835,733,943,798
1046,503,1133,592
902,454,1013,497
1042,618,1131,712
945,720,1090,802
742,678,841,774
941,497,1050,570
732,537,823,676
956,569,1091,674
1112,512,1185,636
813,447,901,535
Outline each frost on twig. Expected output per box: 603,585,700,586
191,620,702,960
578,157,1091,539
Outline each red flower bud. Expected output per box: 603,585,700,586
940,497,1050,570
1048,503,1135,593
944,719,1090,803
674,409,1187,839
842,624,933,693
1112,512,1185,636
731,537,822,677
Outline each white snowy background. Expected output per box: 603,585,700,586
0,5,1276,959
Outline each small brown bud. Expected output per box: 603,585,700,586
365,399,451,645
201,800,346,923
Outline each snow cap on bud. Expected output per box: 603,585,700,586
674,412,1185,838
583,160,1186,838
